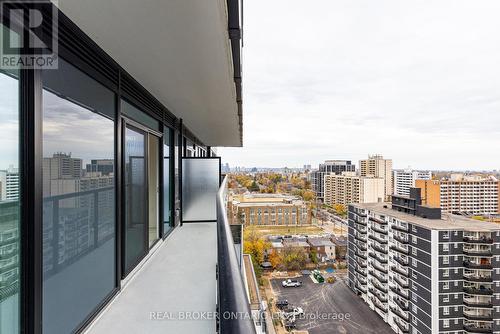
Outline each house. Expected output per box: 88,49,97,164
307,238,336,262
331,235,347,260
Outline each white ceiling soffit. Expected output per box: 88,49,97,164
54,0,241,147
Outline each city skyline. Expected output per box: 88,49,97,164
218,0,500,170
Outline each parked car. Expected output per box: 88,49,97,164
275,299,289,309
282,279,302,287
283,307,304,318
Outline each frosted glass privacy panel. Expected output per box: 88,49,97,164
182,159,220,221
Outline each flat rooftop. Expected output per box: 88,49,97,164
353,202,500,231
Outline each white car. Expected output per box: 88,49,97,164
283,307,304,318
282,279,302,287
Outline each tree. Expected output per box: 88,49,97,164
334,204,347,217
309,248,318,264
243,227,270,264
268,252,281,268
249,180,260,192
280,246,308,271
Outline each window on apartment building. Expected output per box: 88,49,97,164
412,258,417,267
412,293,417,302
443,231,449,239
443,307,449,315
443,295,449,302
454,243,458,248
412,235,417,244
412,315,417,325
443,320,449,328
412,247,417,256
443,244,449,252
443,282,449,290
412,304,417,313
443,256,449,264
443,269,449,277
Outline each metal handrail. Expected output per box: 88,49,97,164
217,175,256,334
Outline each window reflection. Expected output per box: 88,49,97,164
42,63,116,334
0,69,20,334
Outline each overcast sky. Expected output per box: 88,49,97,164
218,0,500,171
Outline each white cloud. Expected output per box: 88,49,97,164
218,0,500,170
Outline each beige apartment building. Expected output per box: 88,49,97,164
416,174,500,215
323,172,384,206
229,194,311,226
359,154,393,200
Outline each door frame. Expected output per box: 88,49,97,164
121,116,163,278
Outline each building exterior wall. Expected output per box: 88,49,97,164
347,203,500,334
359,155,393,201
393,169,432,197
311,160,355,201
417,178,499,215
324,172,384,206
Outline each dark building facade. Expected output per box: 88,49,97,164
348,202,500,334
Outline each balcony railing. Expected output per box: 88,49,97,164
463,275,492,283
463,287,493,296
463,299,493,309
463,311,493,322
391,224,408,233
463,236,493,244
463,249,492,257
217,176,257,334
463,261,493,270
463,324,492,333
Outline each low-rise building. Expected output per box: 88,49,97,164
331,235,347,260
229,194,311,226
307,238,336,261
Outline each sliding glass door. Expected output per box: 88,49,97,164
124,125,148,274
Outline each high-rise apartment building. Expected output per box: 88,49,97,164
393,168,432,197
0,166,19,201
324,172,384,206
360,155,393,201
348,189,500,334
311,160,356,201
417,174,500,215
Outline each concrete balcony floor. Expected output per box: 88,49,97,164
85,223,217,334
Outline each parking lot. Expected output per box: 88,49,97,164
270,276,392,334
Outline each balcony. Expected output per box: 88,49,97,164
369,288,388,303
391,224,408,233
463,249,492,257
356,266,368,277
463,261,493,270
463,287,493,296
464,299,493,309
393,276,409,289
371,224,388,235
390,306,409,322
370,271,388,285
391,265,408,277
390,286,408,299
463,311,493,322
394,318,409,333
463,324,492,333
463,236,493,245
356,249,368,260
85,176,256,334
463,275,493,283
369,234,388,245
394,298,409,312
371,261,389,275
369,252,388,264
369,216,387,225
392,234,408,245
390,245,409,255
372,243,387,255
393,256,408,267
